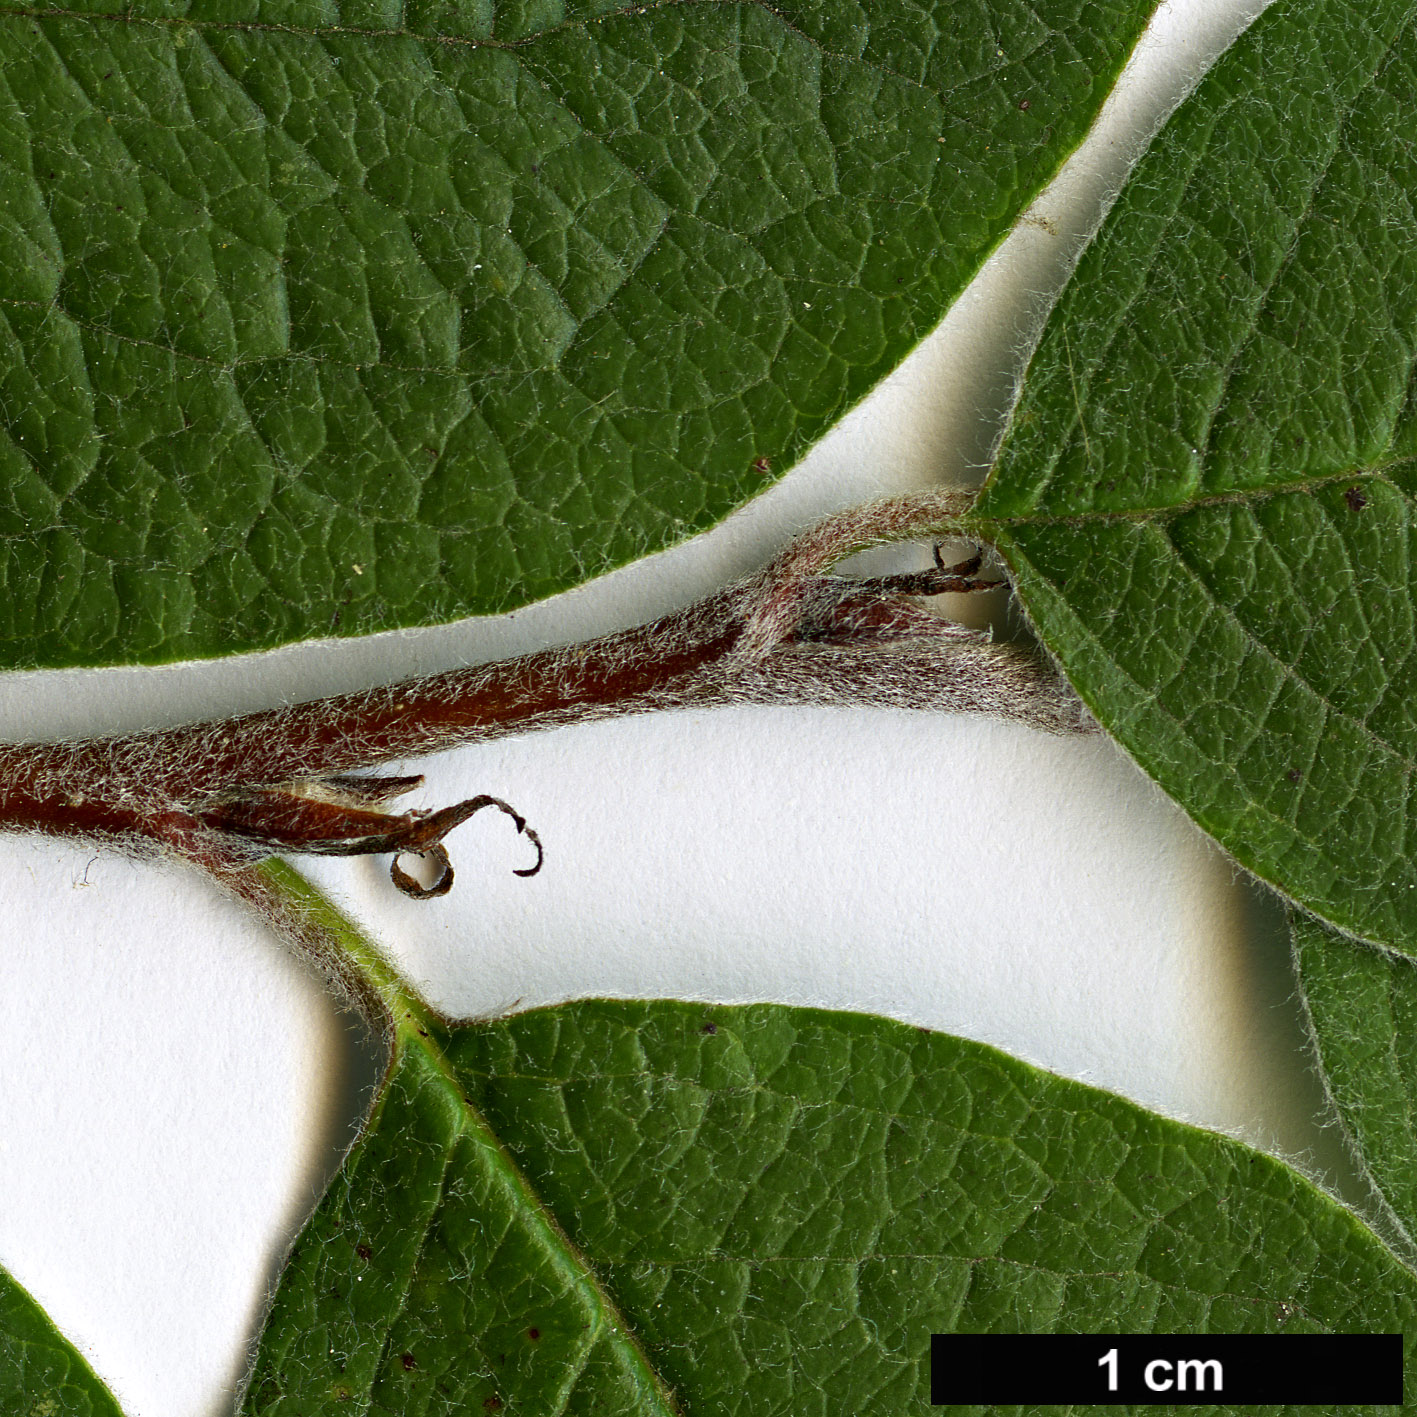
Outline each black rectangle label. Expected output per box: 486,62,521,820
930,1333,1403,1405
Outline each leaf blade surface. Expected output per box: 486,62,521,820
0,1262,125,1416
245,998,1417,1414
971,0,1417,955
0,0,1158,667
1292,908,1417,1258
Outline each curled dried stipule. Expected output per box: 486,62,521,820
391,843,455,899
512,822,544,878
387,794,543,899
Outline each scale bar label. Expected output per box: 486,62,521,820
930,1334,1403,1405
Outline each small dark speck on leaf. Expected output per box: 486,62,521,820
401,1353,417,1371
102,69,113,78
483,1399,504,1412
1344,486,1368,512
355,1243,372,1261
1017,98,1030,110
1287,768,1303,784
701,1021,717,1034
751,455,772,476
528,1328,541,1342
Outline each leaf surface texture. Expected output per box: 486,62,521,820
0,1263,124,1416
244,999,1417,1414
0,0,1156,667
972,0,1417,955
1292,909,1417,1257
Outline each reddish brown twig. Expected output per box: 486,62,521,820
0,491,1083,897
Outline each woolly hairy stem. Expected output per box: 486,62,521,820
206,852,422,1041
0,490,1084,866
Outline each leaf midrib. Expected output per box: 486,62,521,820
970,459,1417,529
402,1019,682,1417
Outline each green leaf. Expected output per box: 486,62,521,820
1292,907,1417,1255
0,0,1157,670
0,1262,124,1415
968,0,1417,956
244,996,1417,1414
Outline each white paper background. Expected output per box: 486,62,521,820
0,2,1366,1413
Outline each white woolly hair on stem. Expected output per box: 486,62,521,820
738,488,977,655
0,488,1088,924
